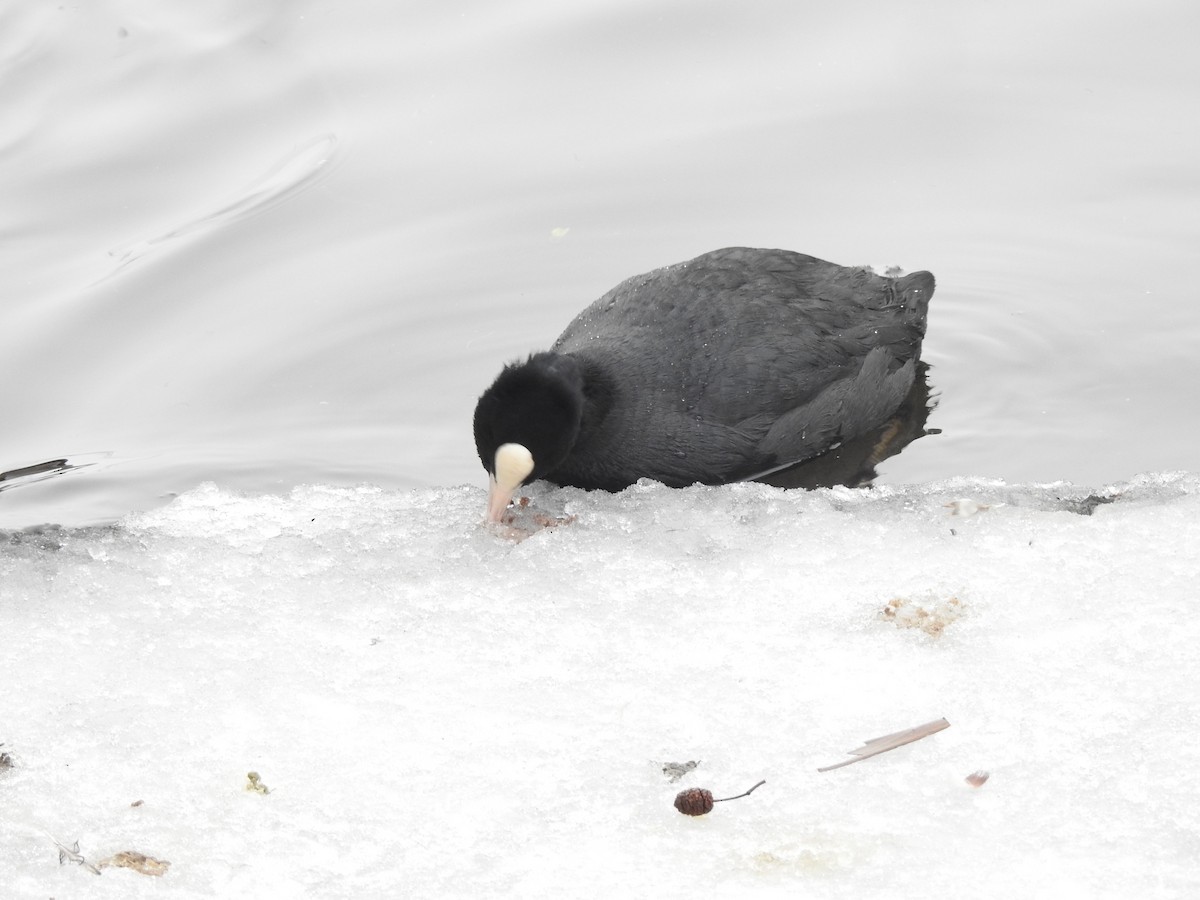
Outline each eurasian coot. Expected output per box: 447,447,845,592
474,247,935,522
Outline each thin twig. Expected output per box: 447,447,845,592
713,779,766,802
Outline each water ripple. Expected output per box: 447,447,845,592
100,132,339,281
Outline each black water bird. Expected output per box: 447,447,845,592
473,247,935,521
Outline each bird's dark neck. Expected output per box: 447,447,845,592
575,358,616,439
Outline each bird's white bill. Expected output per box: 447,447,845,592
486,474,515,523
486,443,534,523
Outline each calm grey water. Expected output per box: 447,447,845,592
3,0,1198,527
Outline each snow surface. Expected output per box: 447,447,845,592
2,474,1199,898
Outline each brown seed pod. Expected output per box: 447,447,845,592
673,780,765,816
674,787,714,816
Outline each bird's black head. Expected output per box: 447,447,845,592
473,352,585,483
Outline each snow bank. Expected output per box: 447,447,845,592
2,474,1197,897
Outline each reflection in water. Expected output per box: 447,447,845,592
0,458,85,494
0,368,935,518
754,361,938,489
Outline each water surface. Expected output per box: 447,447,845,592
3,0,1198,526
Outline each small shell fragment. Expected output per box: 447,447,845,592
965,770,990,788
